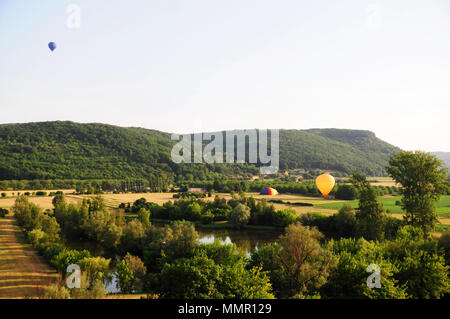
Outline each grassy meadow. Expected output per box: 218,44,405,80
316,195,450,224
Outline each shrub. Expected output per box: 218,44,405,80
200,210,215,224
43,244,65,261
334,204,357,238
71,276,107,299
335,185,358,200
12,196,44,231
51,249,91,275
298,212,336,238
43,284,71,299
78,256,111,283
272,209,297,227
438,231,450,265
158,255,222,298
0,208,8,217
28,229,46,247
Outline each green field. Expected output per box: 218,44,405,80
316,195,450,219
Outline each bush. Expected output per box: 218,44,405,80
71,277,107,299
335,185,358,200
43,284,71,299
272,209,297,227
0,208,8,217
158,255,222,298
200,210,215,224
43,244,65,261
28,229,46,247
12,196,44,231
78,256,111,283
36,191,47,196
298,212,337,238
438,231,450,265
334,204,356,238
51,249,92,275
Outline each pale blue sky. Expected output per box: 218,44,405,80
1,0,449,151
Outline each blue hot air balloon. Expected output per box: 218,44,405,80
48,42,56,52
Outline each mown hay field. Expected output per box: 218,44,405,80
336,176,399,187
0,193,79,210
0,216,60,299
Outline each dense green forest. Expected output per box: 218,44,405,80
0,121,400,181
280,129,399,174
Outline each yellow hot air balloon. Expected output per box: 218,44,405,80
315,173,335,197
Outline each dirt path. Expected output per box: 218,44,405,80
0,216,60,299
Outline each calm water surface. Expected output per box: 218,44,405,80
196,228,281,253
68,224,282,293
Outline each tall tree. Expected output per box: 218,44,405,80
387,151,448,235
350,172,386,241
276,223,336,298
229,204,251,229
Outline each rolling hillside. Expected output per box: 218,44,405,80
432,152,450,169
0,121,401,180
279,129,400,174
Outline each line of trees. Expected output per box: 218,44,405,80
183,179,403,198
0,176,172,193
12,195,109,298
119,195,298,228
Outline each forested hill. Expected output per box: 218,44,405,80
0,121,401,180
279,129,400,174
432,152,450,169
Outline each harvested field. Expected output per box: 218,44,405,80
0,216,60,299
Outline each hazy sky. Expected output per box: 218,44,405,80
1,0,449,151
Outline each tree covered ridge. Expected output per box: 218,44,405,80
279,129,399,174
432,152,450,169
0,121,400,180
